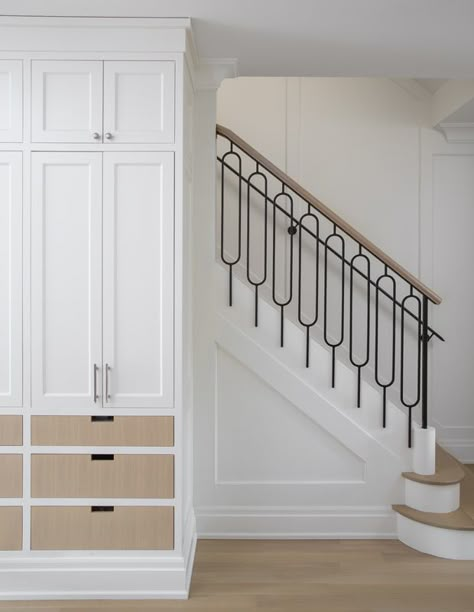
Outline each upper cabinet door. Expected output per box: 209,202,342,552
0,153,22,407
103,152,174,408
31,153,102,410
31,61,103,143
0,60,22,142
103,61,175,144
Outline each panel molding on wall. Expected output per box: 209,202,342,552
215,347,366,486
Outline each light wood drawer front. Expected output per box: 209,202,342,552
0,416,22,445
31,454,174,498
0,455,22,497
31,506,173,550
0,507,22,550
31,416,174,446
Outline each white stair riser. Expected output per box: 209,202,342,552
396,514,474,560
405,479,460,513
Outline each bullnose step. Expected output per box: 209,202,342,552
393,504,474,531
402,446,465,486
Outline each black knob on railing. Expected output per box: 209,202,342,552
287,225,298,235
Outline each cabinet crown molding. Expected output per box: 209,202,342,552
0,16,193,53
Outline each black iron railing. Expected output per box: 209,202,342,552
217,125,443,447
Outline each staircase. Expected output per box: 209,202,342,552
216,124,474,559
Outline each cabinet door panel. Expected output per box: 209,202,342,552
32,153,102,409
0,153,22,406
31,61,102,143
103,153,174,408
103,61,175,143
0,61,22,142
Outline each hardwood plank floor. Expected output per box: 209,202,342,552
1,539,474,612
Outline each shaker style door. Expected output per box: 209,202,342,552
31,153,102,409
0,61,22,142
0,153,22,406
103,61,175,144
31,61,103,143
102,152,174,408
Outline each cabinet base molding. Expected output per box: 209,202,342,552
0,511,196,600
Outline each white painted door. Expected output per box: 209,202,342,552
103,152,174,408
103,61,175,143
31,61,103,143
31,153,102,409
0,61,22,142
0,153,22,406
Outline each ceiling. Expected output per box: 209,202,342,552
2,0,474,78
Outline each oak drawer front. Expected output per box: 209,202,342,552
0,455,22,497
0,416,22,445
31,416,174,447
31,454,174,498
31,506,173,550
0,507,22,550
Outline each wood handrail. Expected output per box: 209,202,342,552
216,124,442,305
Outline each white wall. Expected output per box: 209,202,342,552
193,77,474,539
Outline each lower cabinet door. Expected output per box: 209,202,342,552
102,152,174,408
31,506,174,550
0,507,22,550
31,152,102,410
31,453,174,498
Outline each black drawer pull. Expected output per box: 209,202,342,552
91,506,114,512
91,416,114,422
91,454,114,461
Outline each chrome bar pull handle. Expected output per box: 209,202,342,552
93,364,99,403
105,363,111,401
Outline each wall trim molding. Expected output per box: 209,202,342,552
195,59,238,91
437,122,474,143
196,505,397,538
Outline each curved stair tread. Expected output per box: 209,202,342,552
394,450,474,531
402,446,465,486
393,504,474,531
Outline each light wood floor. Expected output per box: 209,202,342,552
1,539,474,612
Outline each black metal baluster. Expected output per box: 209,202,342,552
400,292,421,447
349,252,371,407
324,228,345,388
220,149,242,307
272,188,294,347
375,272,396,427
298,213,320,367
421,295,430,430
246,168,268,326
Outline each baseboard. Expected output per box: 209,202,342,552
438,439,474,463
195,505,397,538
0,511,198,600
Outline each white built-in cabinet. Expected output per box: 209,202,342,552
0,16,196,597
0,152,22,406
0,60,22,142
31,60,175,143
31,151,174,409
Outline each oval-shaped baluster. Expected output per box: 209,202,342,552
349,252,371,407
220,150,242,306
246,170,268,326
272,190,294,347
375,273,396,427
324,231,345,388
298,213,320,367
401,292,422,447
